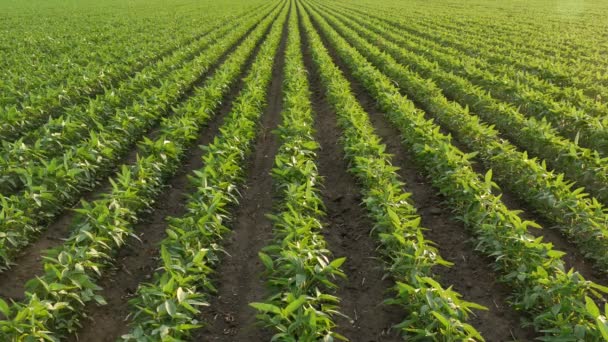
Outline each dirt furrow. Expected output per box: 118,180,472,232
66,13,285,342
308,3,608,287
194,10,289,342
299,8,403,341
0,18,265,305
305,6,536,340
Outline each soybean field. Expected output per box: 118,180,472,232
1,0,608,340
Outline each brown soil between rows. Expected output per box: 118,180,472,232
195,8,289,341
305,4,537,340
0,8,282,338
0,12,270,308
310,2,608,288
357,100,538,341
69,10,285,342
4,3,604,342
300,7,403,341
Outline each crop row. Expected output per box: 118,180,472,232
312,3,608,204
0,15,226,142
0,5,280,271
302,1,608,339
384,0,608,63
250,8,345,340
395,11,608,119
406,10,608,90
0,3,283,340
0,5,272,196
122,4,287,340
300,2,487,340
0,2,270,141
325,2,608,157
3,0,608,340
332,1,608,101
310,3,608,273
414,6,608,63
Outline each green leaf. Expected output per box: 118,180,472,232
597,316,608,341
431,311,450,328
165,300,177,317
0,298,10,316
586,297,600,317
58,251,69,265
93,295,107,305
192,249,208,265
484,169,492,184
283,295,307,316
547,250,566,259
161,245,172,268
176,323,202,331
258,252,274,270
387,208,401,227
465,301,488,311
590,282,608,294
329,257,346,269
333,332,348,341
166,229,178,240
177,287,187,303
250,302,281,315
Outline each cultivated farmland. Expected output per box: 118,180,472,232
1,0,608,340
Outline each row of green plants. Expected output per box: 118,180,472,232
0,12,231,143
417,6,608,70
302,2,608,339
249,8,346,341
310,4,608,272
0,6,272,196
0,26,120,107
0,0,270,103
326,3,608,156
121,5,288,340
385,0,608,72
331,0,608,104
405,8,608,95
0,4,283,340
406,8,608,92
299,3,487,340
0,5,280,272
0,0,274,142
0,25,159,111
312,3,608,204
0,5,213,109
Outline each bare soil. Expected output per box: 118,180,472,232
68,12,283,342
311,8,608,288
195,9,289,341
0,13,266,307
70,43,254,342
306,5,537,340
2,2,603,342
300,11,403,341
